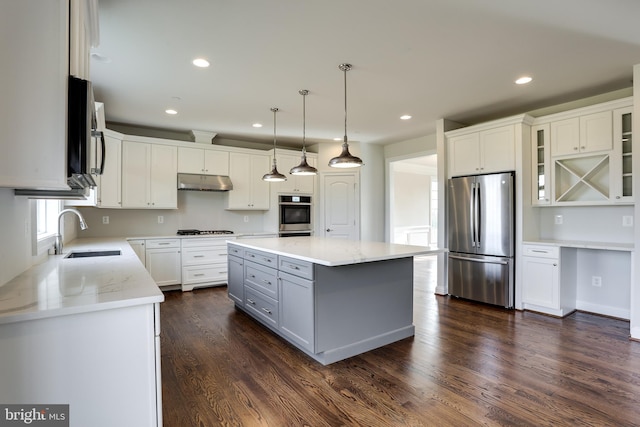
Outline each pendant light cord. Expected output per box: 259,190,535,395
301,90,308,154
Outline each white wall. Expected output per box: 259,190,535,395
0,189,33,285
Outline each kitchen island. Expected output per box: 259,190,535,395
227,237,440,365
0,238,164,427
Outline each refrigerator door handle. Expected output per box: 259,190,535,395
449,254,510,265
475,183,481,247
470,182,476,247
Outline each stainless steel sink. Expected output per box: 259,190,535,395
64,250,121,259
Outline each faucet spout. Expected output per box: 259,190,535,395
55,208,89,255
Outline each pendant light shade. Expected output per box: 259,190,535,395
262,107,287,182
329,63,364,168
290,89,318,176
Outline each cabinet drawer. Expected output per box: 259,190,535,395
181,237,232,248
182,247,227,265
228,244,243,257
244,248,278,268
182,265,228,285
523,245,559,258
279,256,314,280
245,288,278,328
245,261,278,299
145,239,180,249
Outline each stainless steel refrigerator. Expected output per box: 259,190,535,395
447,172,514,308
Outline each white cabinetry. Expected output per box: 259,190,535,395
181,237,234,291
122,141,178,209
522,244,576,317
550,112,612,156
128,239,146,265
447,125,515,177
177,147,229,175
145,239,181,287
612,107,633,203
531,124,551,205
271,151,317,194
96,133,123,207
227,152,270,210
0,0,68,189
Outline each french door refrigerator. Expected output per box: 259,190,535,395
447,172,514,308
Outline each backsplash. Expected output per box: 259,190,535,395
537,205,634,243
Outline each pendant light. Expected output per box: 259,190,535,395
262,107,287,182
329,63,364,168
290,89,318,176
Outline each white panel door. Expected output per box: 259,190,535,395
322,173,358,240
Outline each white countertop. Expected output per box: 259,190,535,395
0,238,163,325
523,239,634,252
230,236,443,266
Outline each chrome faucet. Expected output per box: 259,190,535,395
55,208,88,255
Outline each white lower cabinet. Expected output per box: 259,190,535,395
522,244,576,317
181,237,233,291
145,239,181,288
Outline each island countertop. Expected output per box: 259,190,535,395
0,238,164,325
229,236,442,266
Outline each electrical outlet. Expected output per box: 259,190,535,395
554,215,563,225
623,216,633,227
592,276,602,287
158,216,164,224
243,215,249,223
102,216,109,225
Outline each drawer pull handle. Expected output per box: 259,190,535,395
531,249,549,253
289,265,300,270
249,274,256,279
159,242,171,245
263,280,272,285
262,308,272,315
194,273,205,277
264,258,272,263
247,299,256,305
194,255,205,258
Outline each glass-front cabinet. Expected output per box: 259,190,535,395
612,107,633,203
531,124,550,205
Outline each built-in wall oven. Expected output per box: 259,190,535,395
279,195,312,237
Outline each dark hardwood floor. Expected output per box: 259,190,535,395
160,257,640,426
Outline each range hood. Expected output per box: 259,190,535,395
177,173,233,192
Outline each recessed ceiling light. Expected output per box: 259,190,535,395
400,115,412,120
333,137,342,141
165,109,178,115
515,76,533,85
252,123,263,128
192,58,210,68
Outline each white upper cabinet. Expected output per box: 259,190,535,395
177,147,229,176
551,111,612,156
271,151,317,194
122,141,177,209
448,124,515,177
227,152,270,210
97,134,122,208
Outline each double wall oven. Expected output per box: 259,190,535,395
279,195,312,237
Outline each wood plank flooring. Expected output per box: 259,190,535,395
160,257,640,426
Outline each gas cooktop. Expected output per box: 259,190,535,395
177,229,234,236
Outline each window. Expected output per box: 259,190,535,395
34,199,61,255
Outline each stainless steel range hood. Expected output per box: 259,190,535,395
177,173,233,192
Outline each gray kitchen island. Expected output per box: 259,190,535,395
227,237,440,365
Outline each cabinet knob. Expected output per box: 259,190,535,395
616,196,621,199
553,263,557,267
326,228,332,232
574,147,578,151
580,146,585,150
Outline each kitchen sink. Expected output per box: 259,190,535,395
65,250,121,259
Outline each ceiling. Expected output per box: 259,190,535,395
91,0,640,148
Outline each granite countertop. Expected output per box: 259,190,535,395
230,236,443,266
0,238,163,325
523,239,634,252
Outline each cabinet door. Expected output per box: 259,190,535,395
295,156,316,194
98,135,122,208
149,144,177,208
522,256,559,309
250,155,270,209
177,147,204,173
551,117,580,156
272,153,297,193
122,141,151,207
227,153,252,208
204,150,229,175
612,107,633,203
146,248,181,286
279,271,314,352
448,133,481,176
580,111,612,154
480,125,514,173
531,124,550,205
128,240,146,266
227,255,244,305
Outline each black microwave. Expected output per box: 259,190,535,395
67,75,104,189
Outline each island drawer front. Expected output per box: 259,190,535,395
228,245,243,257
244,261,278,299
279,256,314,280
244,249,278,268
523,245,559,259
182,265,228,285
245,288,279,328
182,246,228,266
182,237,232,248
146,239,180,249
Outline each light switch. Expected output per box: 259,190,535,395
554,215,563,225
